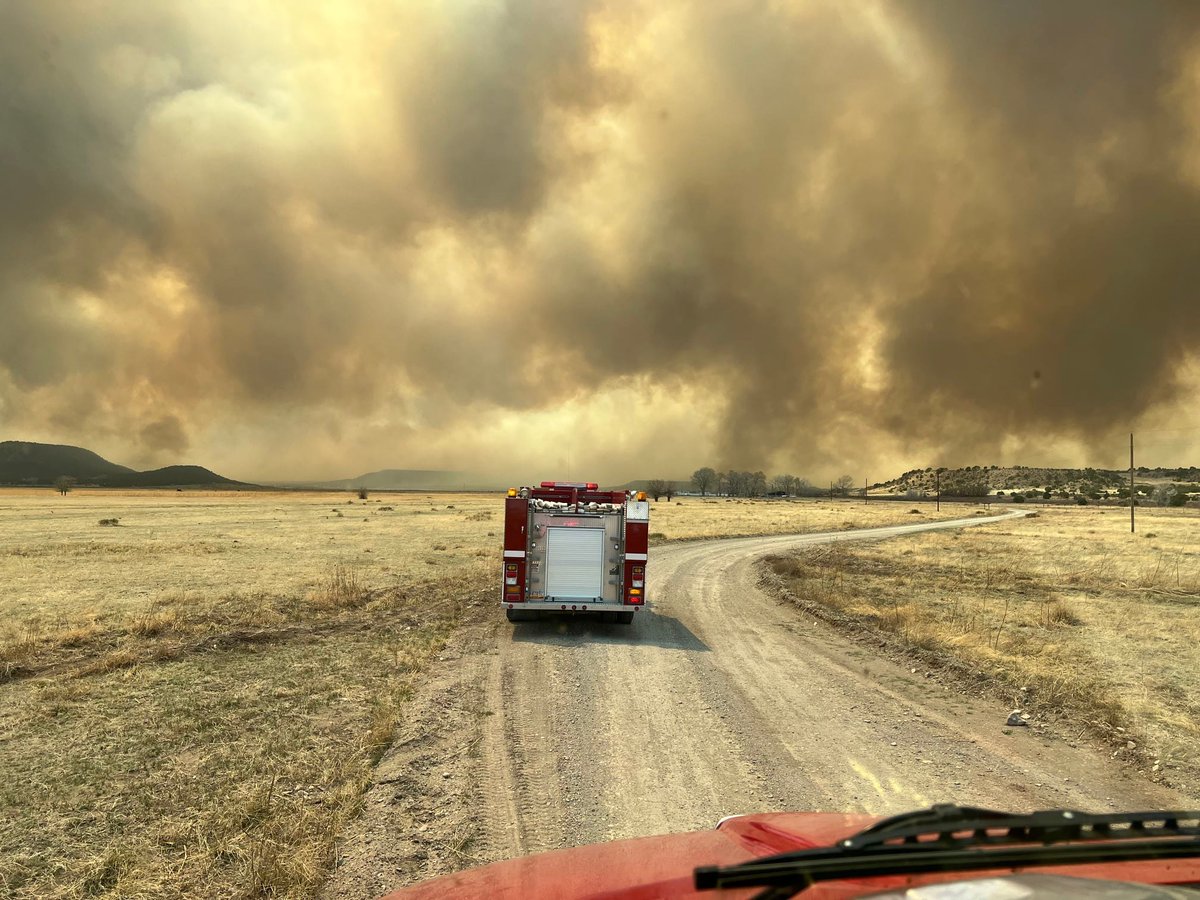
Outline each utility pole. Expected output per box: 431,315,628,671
830,481,834,501
936,470,941,512
864,477,868,504
1130,432,1135,534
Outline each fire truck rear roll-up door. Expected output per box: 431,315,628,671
545,526,604,599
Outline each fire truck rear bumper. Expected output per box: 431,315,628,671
501,600,645,612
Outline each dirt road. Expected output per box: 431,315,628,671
327,512,1192,897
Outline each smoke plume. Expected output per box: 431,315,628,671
2,1,1198,482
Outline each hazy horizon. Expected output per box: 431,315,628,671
3,2,1199,484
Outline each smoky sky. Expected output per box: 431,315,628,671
2,1,1199,480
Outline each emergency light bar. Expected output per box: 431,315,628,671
539,481,599,490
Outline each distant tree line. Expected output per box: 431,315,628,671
683,467,857,499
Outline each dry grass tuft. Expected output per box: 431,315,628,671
0,628,41,670
73,647,143,678
313,563,370,610
76,847,132,896
130,604,182,637
1042,597,1081,627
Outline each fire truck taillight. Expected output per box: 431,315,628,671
628,588,644,605
631,565,644,588
505,563,518,586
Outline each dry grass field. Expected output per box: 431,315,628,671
0,489,498,899
0,489,955,897
766,505,1200,795
647,495,970,541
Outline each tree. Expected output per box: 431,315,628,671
834,474,855,497
356,487,369,500
725,471,748,497
664,481,676,502
691,467,717,496
750,471,767,497
1153,483,1190,507
1153,483,1177,506
646,479,667,501
53,476,75,496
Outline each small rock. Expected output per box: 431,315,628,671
1006,711,1028,726
1127,741,1136,750
442,772,451,779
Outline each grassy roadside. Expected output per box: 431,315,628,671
762,506,1200,795
0,565,492,899
0,490,502,898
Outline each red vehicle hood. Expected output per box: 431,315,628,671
381,811,1200,899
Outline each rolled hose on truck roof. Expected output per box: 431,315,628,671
501,482,649,624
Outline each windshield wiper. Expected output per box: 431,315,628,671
694,804,1200,900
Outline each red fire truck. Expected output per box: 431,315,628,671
501,482,649,624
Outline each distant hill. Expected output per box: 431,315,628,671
0,441,248,488
0,441,135,483
874,464,1200,499
288,469,500,491
102,465,245,488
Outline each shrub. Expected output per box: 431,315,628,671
1076,497,1088,505
356,488,369,500
98,518,120,526
1043,598,1081,627
1012,494,1025,503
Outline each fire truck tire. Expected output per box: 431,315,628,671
616,611,635,625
